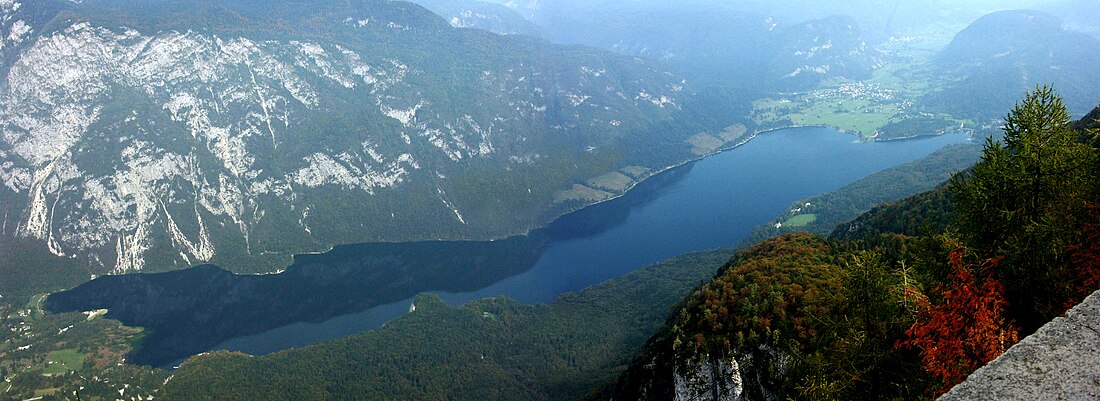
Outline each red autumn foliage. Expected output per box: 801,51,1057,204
900,244,1020,394
1068,204,1100,303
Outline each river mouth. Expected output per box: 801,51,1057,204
44,127,970,369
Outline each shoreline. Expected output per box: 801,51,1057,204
521,124,845,235
232,124,805,278
207,124,965,355
75,123,893,280
871,129,974,142
792,121,969,144
48,125,964,288
54,124,968,368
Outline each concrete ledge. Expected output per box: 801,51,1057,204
939,290,1100,400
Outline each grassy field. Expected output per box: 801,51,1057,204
33,387,61,397
553,184,613,203
41,348,85,374
750,28,976,140
620,166,651,179
25,293,46,320
586,172,635,192
752,89,907,139
800,100,895,138
784,214,818,227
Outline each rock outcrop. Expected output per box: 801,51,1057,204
939,290,1100,400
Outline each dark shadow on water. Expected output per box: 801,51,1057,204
44,162,694,368
46,128,970,368
543,165,692,240
47,236,547,367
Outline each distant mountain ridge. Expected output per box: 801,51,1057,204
0,0,743,298
409,0,541,36
765,15,881,89
476,0,882,91
923,9,1100,119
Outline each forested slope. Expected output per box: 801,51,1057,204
160,249,735,401
743,142,981,246
605,87,1100,400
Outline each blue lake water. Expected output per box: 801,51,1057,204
46,127,970,367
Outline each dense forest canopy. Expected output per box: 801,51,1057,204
2,0,1099,398
608,87,1100,400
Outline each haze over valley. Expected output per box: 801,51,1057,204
1,1,1098,400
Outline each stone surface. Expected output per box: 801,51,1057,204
674,356,743,401
0,0,694,280
939,290,1100,401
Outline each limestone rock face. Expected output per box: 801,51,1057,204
939,290,1100,401
0,0,697,287
674,356,744,401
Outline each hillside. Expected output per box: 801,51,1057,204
603,233,925,400
0,0,748,300
1072,105,1100,147
4,4,1100,400
764,15,882,90
604,87,1100,400
81,115,981,399
744,142,981,245
473,1,881,91
409,0,541,36
922,10,1100,119
9,88,1096,401
157,249,736,401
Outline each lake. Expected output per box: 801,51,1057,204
45,127,970,368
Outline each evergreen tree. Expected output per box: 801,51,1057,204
949,85,1098,330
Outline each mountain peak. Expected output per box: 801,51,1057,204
0,0,720,296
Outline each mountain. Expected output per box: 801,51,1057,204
22,89,1097,400
605,88,1100,400
763,15,882,90
744,142,981,246
1073,103,1100,135
409,0,541,36
1040,0,1100,39
0,0,745,298
485,0,774,82
480,1,882,91
72,130,968,399
607,233,867,401
159,249,737,401
922,10,1100,119
44,235,551,366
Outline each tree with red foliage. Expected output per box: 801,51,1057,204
901,243,1019,394
1068,204,1100,303
949,86,1098,331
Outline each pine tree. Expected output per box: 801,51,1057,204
949,85,1098,330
